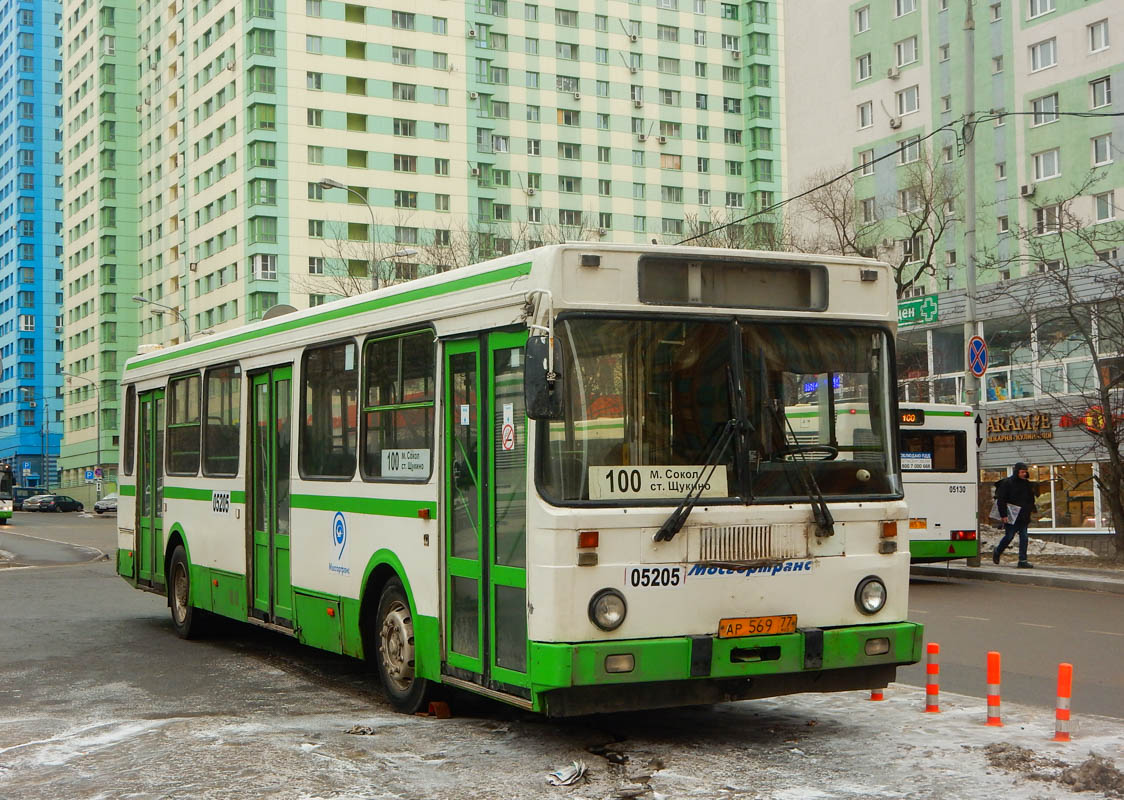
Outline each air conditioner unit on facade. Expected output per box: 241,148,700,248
629,34,638,42
573,91,581,99
887,66,900,79
469,91,479,99
526,187,535,196
629,66,637,74
731,50,740,59
888,116,902,129
633,99,643,108
597,228,607,236
467,28,477,37
1020,183,1036,197
657,135,667,144
471,167,481,176
227,62,235,71
638,134,647,142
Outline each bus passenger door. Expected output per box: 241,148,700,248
136,389,165,586
443,332,530,693
249,366,294,627
444,340,485,677
486,332,530,690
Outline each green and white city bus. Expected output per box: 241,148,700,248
116,244,923,716
0,464,12,523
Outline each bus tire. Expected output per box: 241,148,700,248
373,578,429,713
168,545,206,640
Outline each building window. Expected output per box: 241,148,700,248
858,101,873,129
1090,77,1111,109
1031,93,1058,125
898,136,921,164
896,85,920,116
391,10,415,30
860,149,875,176
895,36,917,67
1088,19,1109,53
996,162,1006,179
1034,203,1061,234
1033,148,1060,180
997,215,1009,233
1029,38,1056,71
895,0,916,17
1094,191,1115,222
1027,0,1054,19
1092,134,1112,166
855,5,869,32
856,53,871,81
861,197,876,223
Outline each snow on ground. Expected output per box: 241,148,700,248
977,525,1099,557
0,683,1121,799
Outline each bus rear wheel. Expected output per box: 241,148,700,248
373,578,429,713
168,545,206,639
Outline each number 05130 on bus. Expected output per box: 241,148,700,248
115,245,923,716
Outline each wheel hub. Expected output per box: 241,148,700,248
379,601,416,690
173,564,189,625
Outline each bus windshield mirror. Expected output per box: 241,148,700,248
524,335,564,420
653,418,741,543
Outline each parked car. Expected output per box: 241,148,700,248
19,494,52,511
29,495,84,513
13,488,41,511
94,493,118,514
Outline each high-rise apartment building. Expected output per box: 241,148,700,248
783,0,1121,530
0,0,65,486
61,0,786,482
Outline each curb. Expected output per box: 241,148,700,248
911,564,1124,595
0,529,108,568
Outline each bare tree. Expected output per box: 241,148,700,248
791,152,962,298
976,176,1124,559
680,209,789,251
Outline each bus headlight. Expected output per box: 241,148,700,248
854,576,887,615
588,588,627,631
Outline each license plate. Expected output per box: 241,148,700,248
909,518,927,529
718,614,797,638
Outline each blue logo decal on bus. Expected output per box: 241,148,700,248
687,559,813,578
329,511,350,575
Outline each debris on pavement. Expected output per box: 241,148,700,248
546,760,587,786
588,742,629,763
1058,753,1124,797
344,725,377,736
613,784,651,798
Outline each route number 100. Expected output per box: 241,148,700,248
604,469,642,494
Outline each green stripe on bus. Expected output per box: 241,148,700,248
125,261,533,372
163,486,247,504
291,494,436,518
119,484,136,496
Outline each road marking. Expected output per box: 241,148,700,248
955,615,990,621
1017,622,1054,629
909,609,929,614
1086,630,1124,637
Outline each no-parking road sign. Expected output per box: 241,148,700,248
968,336,988,378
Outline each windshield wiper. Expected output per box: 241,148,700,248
653,418,740,543
766,399,835,537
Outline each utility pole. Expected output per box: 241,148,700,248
964,0,982,567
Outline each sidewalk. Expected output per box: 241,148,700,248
911,561,1124,594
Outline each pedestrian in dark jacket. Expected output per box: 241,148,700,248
992,461,1037,568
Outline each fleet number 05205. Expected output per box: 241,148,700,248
625,566,685,588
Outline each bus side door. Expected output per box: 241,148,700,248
136,389,165,587
443,331,530,694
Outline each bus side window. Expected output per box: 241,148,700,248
203,364,241,477
300,340,358,479
123,385,136,475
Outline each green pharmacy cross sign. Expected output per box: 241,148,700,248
898,295,939,328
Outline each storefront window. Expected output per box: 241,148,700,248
985,315,1032,367
985,372,1008,402
1096,300,1124,354
897,330,928,380
1066,360,1094,393
1041,365,1065,394
1053,463,1094,528
1010,368,1035,399
932,375,960,403
931,326,964,374
1027,464,1053,528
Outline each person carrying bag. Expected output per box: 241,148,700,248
991,462,1037,568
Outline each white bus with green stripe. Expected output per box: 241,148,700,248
116,244,922,716
787,402,979,563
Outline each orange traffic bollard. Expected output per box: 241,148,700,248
870,688,884,701
1053,662,1073,742
986,651,1003,726
925,642,940,713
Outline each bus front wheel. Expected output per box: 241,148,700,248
168,545,206,639
373,578,429,713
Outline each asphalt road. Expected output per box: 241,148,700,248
900,575,1124,719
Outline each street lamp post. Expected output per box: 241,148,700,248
65,372,102,501
318,178,417,290
132,295,191,342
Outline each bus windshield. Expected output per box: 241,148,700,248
0,468,12,500
538,317,898,504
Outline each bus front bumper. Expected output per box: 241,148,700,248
530,621,923,716
910,540,980,562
